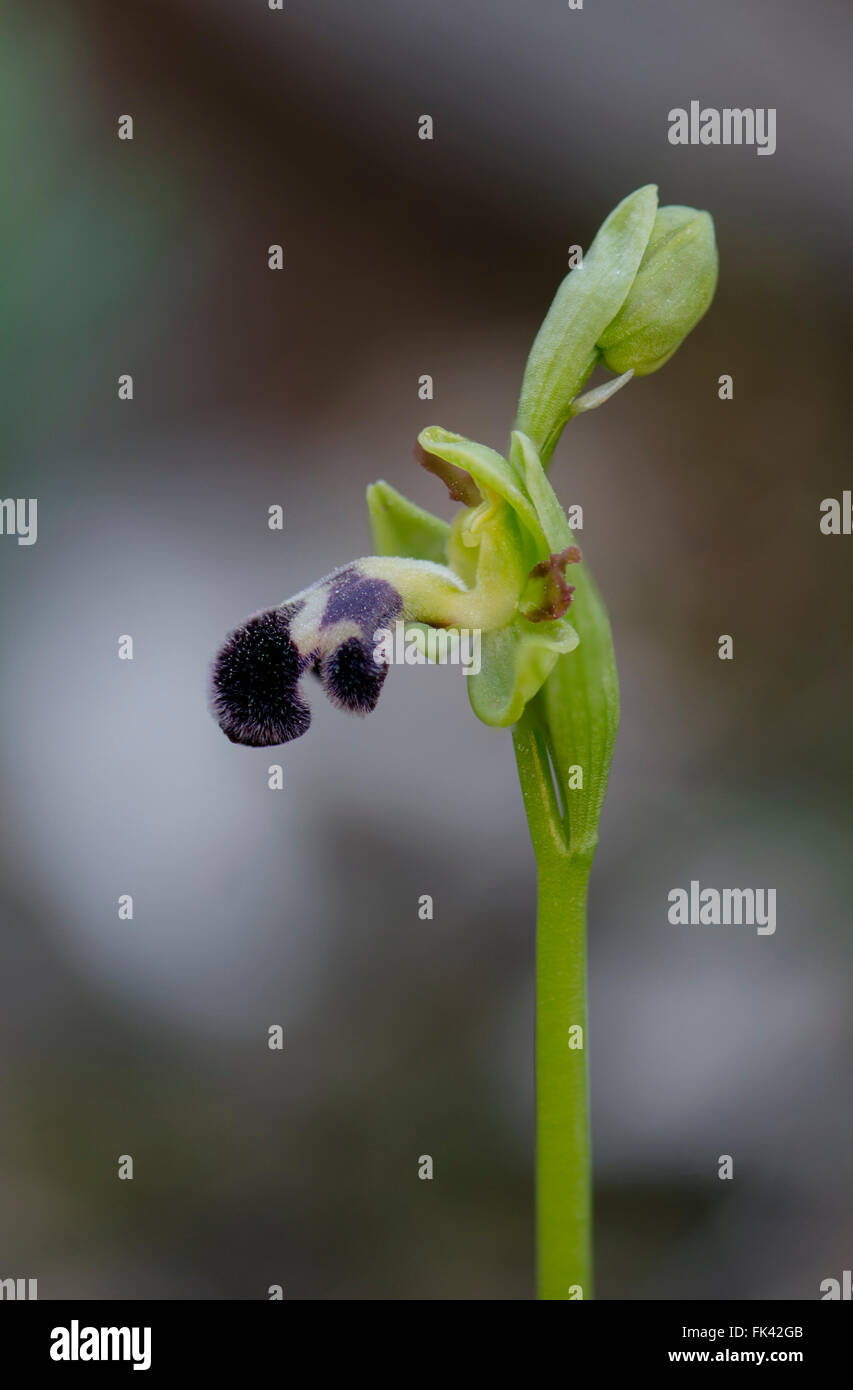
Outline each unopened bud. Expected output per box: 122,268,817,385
597,205,718,376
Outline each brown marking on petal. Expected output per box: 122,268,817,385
414,441,481,507
524,546,582,622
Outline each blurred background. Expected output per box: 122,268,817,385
1,0,851,1299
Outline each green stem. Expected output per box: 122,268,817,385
513,709,593,1301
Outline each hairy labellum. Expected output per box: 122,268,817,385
210,563,405,747
210,604,312,747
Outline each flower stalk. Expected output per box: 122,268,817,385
513,556,620,1300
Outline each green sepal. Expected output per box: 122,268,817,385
366,479,450,563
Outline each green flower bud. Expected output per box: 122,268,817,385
596,205,718,376
515,184,658,464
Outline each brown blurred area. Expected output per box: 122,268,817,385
0,0,851,1298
